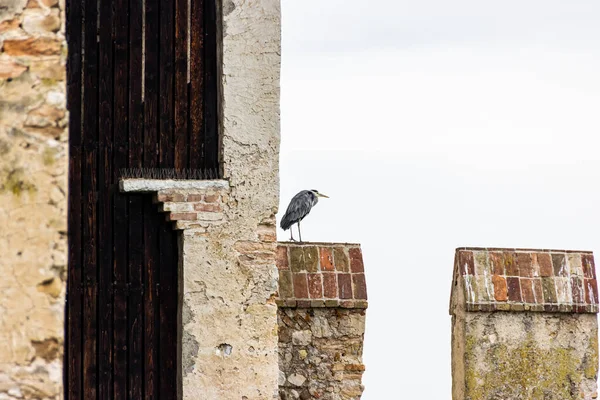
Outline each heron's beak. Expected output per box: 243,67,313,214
318,193,329,198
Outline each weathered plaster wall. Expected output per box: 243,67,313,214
460,312,598,400
0,0,67,397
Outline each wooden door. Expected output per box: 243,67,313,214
65,0,219,398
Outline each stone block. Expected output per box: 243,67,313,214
319,247,334,271
458,250,475,275
504,251,518,276
352,274,367,300
279,270,293,299
322,273,337,299
492,275,508,301
506,277,521,302
293,273,308,299
516,252,533,277
338,273,352,300
276,245,289,270
307,273,322,299
349,247,364,273
583,254,596,279
334,247,349,272
537,252,554,277
3,37,62,56
552,253,568,277
289,247,305,273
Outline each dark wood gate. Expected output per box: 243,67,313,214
65,0,219,397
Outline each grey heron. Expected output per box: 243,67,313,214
280,189,329,242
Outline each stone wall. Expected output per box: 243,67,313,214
451,248,599,400
0,0,67,398
276,243,368,400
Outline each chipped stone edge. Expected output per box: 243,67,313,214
119,178,230,193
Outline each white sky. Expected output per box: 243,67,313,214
277,1,600,398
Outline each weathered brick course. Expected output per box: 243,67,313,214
453,248,599,313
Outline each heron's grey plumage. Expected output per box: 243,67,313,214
280,189,327,242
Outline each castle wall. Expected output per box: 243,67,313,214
121,1,282,397
0,0,67,398
276,243,368,400
451,248,599,400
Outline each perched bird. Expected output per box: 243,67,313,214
280,189,329,242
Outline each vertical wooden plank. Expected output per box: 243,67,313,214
174,0,189,169
67,147,83,400
159,226,178,398
202,0,218,171
159,0,175,167
128,0,144,395
82,150,98,400
82,0,99,397
158,0,177,395
144,0,159,394
97,0,114,396
189,0,204,167
66,0,83,397
143,0,160,395
112,0,129,395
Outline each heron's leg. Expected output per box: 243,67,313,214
289,225,295,241
298,220,302,243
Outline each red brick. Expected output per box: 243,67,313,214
293,273,308,299
322,273,337,298
506,277,521,302
532,279,544,304
352,274,367,300
489,252,505,275
585,279,598,304
517,253,533,277
319,247,334,271
276,246,289,270
492,275,508,301
338,273,353,299
204,194,220,203
349,248,364,273
186,194,202,202
571,277,585,304
157,192,185,202
278,270,293,298
334,248,349,272
582,254,596,279
307,274,323,299
520,278,535,303
504,252,519,276
167,212,196,221
537,253,553,277
458,251,474,275
193,203,222,212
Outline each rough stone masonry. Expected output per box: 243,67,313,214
450,247,599,400
0,0,68,397
276,243,368,400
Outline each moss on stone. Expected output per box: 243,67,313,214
1,168,37,197
42,146,57,166
584,333,598,379
465,332,588,400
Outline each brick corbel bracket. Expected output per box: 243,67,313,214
119,178,230,232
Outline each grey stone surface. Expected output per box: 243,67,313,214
120,178,229,193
